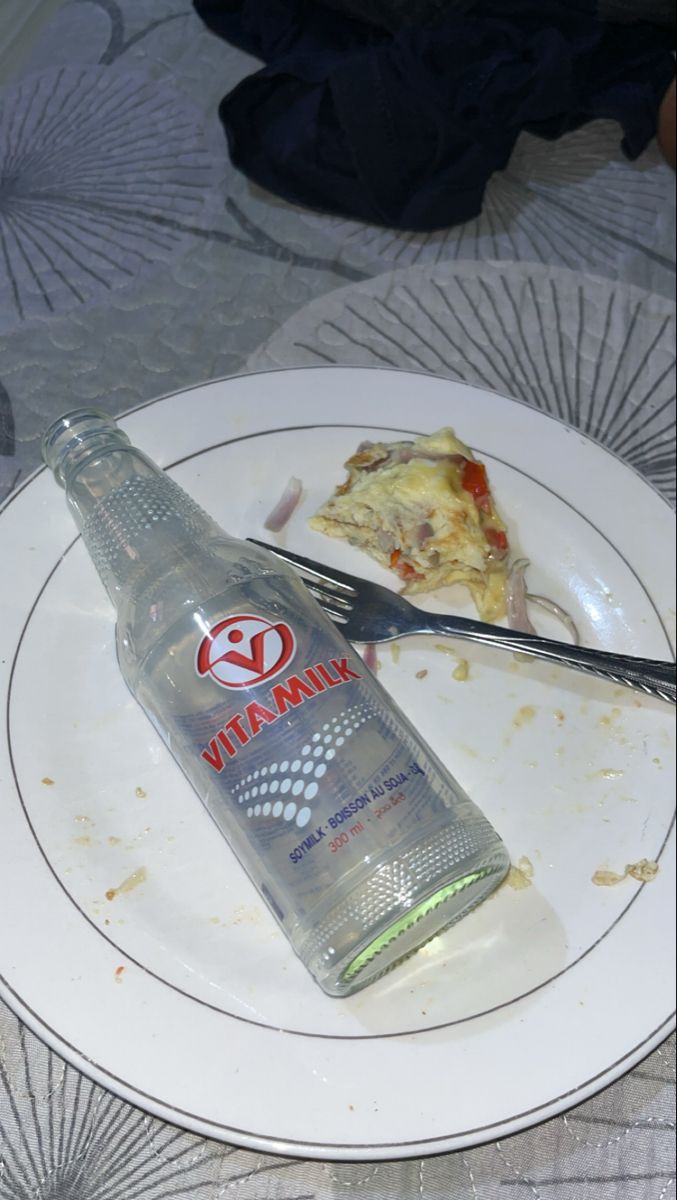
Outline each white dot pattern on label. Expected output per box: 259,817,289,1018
240,703,372,824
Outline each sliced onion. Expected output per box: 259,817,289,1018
264,477,303,532
363,643,378,673
526,594,580,645
506,558,537,635
507,558,581,644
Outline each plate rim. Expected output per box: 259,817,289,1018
0,967,673,1159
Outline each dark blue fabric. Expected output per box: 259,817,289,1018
194,0,675,230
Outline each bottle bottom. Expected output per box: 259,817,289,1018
298,822,510,998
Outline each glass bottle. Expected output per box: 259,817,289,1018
42,409,509,996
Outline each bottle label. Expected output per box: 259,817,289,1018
196,613,296,690
143,585,490,928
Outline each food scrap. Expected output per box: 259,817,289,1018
591,868,627,888
505,856,534,890
41,777,55,786
114,965,125,982
592,859,660,887
415,669,428,680
363,643,378,673
506,558,536,635
135,786,147,798
232,904,263,925
309,428,509,620
390,643,401,665
308,426,582,645
513,705,536,728
452,659,469,681
105,866,147,902
598,708,622,728
520,590,579,643
627,859,660,883
264,476,303,532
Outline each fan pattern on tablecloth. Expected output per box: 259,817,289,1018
0,64,218,332
249,262,676,505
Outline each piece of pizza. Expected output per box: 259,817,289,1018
309,428,509,621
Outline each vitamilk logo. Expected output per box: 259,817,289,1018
196,614,296,690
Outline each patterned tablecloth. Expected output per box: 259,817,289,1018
0,4,675,1197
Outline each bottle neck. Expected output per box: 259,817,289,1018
42,410,217,605
42,409,133,489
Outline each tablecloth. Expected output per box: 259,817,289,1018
0,3,675,1197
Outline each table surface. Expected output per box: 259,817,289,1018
0,3,675,1197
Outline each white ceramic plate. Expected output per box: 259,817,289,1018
0,367,674,1161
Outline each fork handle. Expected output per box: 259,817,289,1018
418,614,676,704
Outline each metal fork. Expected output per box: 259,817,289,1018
248,539,676,704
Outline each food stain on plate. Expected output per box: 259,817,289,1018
231,904,263,925
513,705,537,729
105,866,147,902
505,856,534,890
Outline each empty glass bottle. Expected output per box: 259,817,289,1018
42,409,509,996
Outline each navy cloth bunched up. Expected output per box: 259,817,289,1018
194,0,675,230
